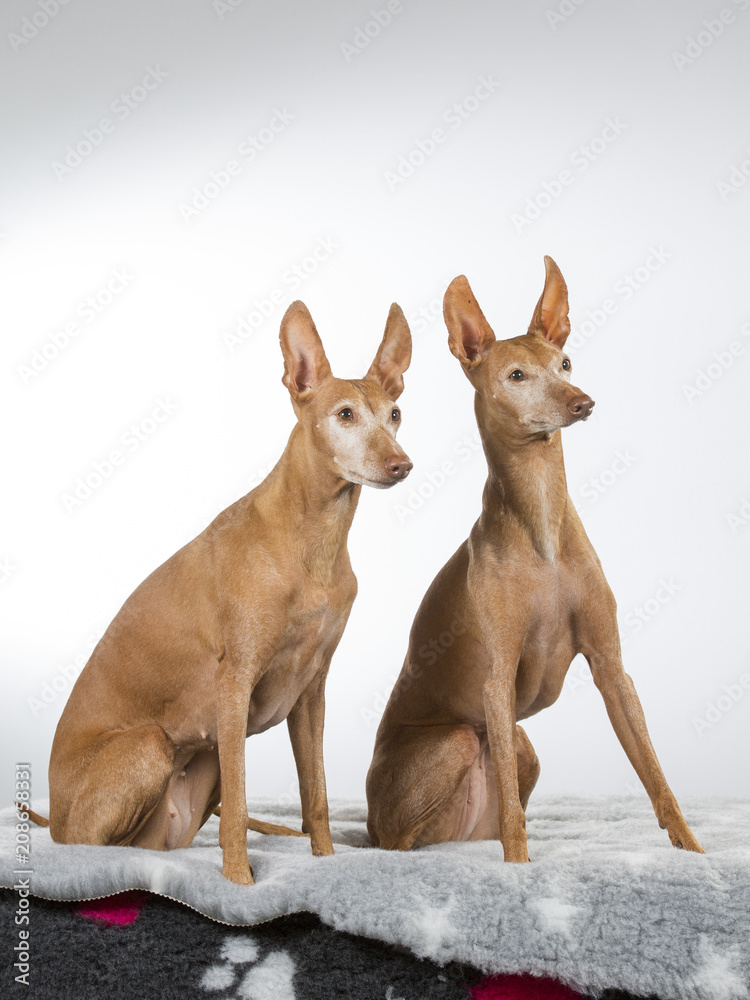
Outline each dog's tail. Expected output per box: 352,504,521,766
16,801,306,838
14,802,50,828
213,806,308,839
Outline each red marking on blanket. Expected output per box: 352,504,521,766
469,974,582,999
76,891,147,926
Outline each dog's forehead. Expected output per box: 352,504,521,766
318,376,390,411
491,333,561,365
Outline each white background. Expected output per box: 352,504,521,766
2,0,749,810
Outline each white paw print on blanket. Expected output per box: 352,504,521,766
200,934,296,1000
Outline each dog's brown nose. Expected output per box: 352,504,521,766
568,394,595,419
384,455,413,480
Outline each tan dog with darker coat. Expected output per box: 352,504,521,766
367,258,703,861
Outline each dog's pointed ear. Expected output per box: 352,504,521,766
444,275,496,374
366,303,412,401
280,301,332,400
528,256,571,348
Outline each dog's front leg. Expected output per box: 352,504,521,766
586,644,704,854
483,665,529,863
217,669,255,884
287,671,334,858
474,570,530,863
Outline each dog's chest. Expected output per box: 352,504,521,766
515,626,575,717
244,586,350,733
510,561,582,715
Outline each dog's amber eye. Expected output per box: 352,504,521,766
391,408,401,421
510,370,524,381
562,359,571,371
338,408,353,420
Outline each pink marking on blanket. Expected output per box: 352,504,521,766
76,890,147,926
469,974,582,999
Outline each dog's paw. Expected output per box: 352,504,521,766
503,847,531,863
671,831,705,854
223,859,255,885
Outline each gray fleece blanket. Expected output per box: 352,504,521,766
2,795,749,999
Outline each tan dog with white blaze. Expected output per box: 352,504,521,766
48,300,412,884
367,257,703,860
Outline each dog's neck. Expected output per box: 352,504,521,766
254,423,361,579
476,400,570,562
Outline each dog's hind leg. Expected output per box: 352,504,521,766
366,723,483,850
515,724,540,810
468,725,539,844
50,724,177,849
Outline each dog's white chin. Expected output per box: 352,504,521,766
527,414,589,433
340,471,397,489
366,479,398,490
524,421,563,435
